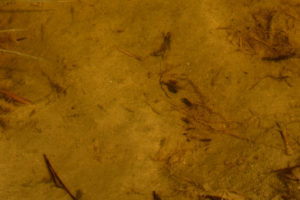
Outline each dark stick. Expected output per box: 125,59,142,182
152,191,162,200
44,155,59,187
262,52,296,62
43,154,78,200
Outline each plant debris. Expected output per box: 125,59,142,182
43,154,79,200
117,46,143,61
0,89,31,105
220,6,299,61
151,32,171,58
276,122,293,155
152,191,162,200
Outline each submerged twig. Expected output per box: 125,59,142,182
116,47,143,61
0,48,45,61
41,71,66,95
276,122,293,155
249,74,292,90
43,154,78,200
271,164,300,182
152,191,162,200
151,32,171,58
262,52,296,62
0,29,25,33
198,194,226,200
0,89,31,105
0,9,53,13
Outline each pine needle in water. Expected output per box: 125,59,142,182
0,48,45,61
0,29,25,33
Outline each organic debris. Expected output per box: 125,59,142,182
272,164,300,199
151,32,171,58
117,46,143,61
221,6,300,61
276,122,293,155
152,191,162,200
43,154,79,200
0,89,31,105
159,67,244,138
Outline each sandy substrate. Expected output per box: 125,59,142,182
1,0,300,199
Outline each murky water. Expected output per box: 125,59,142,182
1,0,300,199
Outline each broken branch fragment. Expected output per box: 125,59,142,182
43,154,78,200
0,89,31,105
116,47,143,61
276,122,293,155
151,32,171,58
